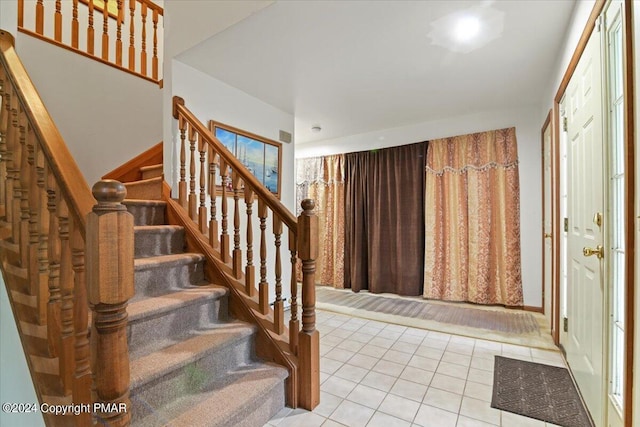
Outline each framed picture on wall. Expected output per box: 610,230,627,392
208,120,282,199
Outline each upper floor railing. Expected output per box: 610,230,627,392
18,0,163,84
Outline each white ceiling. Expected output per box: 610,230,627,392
177,0,576,144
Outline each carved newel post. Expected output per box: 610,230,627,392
297,199,320,410
86,180,134,426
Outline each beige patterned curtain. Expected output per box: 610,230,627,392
423,127,523,306
296,155,345,288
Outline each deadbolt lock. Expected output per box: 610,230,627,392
593,212,602,227
583,245,604,259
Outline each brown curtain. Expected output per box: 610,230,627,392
296,155,345,287
423,127,523,306
344,142,427,296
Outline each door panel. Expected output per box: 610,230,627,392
564,28,605,426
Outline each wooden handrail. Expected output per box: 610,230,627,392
1,29,135,426
18,0,163,84
171,96,319,411
172,97,298,233
0,29,94,232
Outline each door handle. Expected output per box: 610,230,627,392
544,233,552,238
583,245,604,259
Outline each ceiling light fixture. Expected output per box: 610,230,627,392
455,16,481,42
428,6,504,54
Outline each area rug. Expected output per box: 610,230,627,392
315,286,557,350
491,356,593,427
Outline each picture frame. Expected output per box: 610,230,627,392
208,121,282,199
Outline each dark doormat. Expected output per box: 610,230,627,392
491,356,593,427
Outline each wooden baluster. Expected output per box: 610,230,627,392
36,0,44,35
0,71,8,214
244,187,255,296
54,0,62,42
219,158,230,262
87,0,95,55
116,0,123,66
140,3,148,76
87,180,134,427
11,102,23,246
128,0,136,71
188,125,197,220
71,0,79,48
297,199,320,410
289,229,299,355
198,136,207,233
16,107,28,263
178,115,187,208
152,9,159,80
58,197,75,395
46,168,61,357
208,148,219,248
102,0,110,60
258,199,269,315
273,216,284,334
36,145,49,326
4,90,17,235
26,128,41,304
72,224,91,426
232,172,242,278
18,0,24,28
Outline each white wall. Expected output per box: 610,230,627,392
170,60,295,304
16,33,162,185
0,276,45,427
297,106,543,309
0,1,18,35
540,0,595,121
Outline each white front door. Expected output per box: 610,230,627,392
563,27,606,426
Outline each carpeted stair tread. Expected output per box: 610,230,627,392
134,225,185,258
124,199,167,226
135,362,288,427
140,164,163,180
134,253,205,271
130,321,257,388
128,285,228,322
124,176,163,200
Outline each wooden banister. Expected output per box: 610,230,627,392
1,29,135,426
0,30,94,232
172,97,298,232
171,96,320,410
18,0,163,84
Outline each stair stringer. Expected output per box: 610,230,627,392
164,197,300,409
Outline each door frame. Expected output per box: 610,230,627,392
550,0,635,425
540,110,555,338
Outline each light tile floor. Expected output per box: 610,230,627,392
265,310,568,427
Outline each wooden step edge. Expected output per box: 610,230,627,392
11,289,38,308
19,320,48,339
30,354,60,376
139,164,163,173
4,262,28,280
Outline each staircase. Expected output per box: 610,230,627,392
1,25,319,427
120,168,288,427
